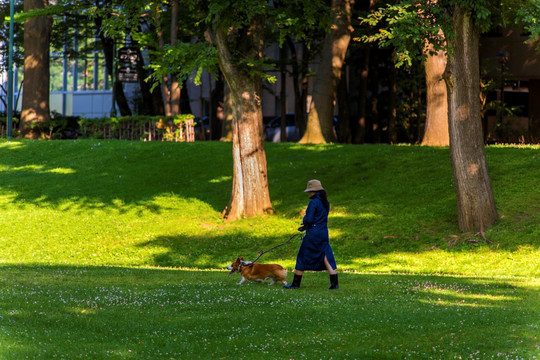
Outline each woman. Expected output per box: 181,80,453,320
284,179,339,290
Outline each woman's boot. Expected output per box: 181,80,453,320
283,274,302,289
329,274,339,290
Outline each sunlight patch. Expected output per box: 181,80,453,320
418,288,519,302
12,164,46,172
0,141,24,150
209,176,232,184
331,211,378,219
49,168,76,174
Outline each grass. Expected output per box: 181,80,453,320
0,139,539,359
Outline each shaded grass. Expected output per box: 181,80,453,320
0,140,539,359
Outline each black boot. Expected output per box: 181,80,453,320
283,274,302,289
329,274,339,290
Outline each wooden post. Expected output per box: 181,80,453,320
186,118,194,142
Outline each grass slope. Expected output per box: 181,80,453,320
0,139,538,359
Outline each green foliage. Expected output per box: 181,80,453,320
206,0,268,27
0,140,538,358
356,0,530,67
0,1,24,70
268,0,331,47
147,42,219,88
518,0,540,47
357,1,448,67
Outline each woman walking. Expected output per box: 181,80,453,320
284,179,339,290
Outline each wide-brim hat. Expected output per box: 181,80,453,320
304,179,324,192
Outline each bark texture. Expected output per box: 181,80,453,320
21,0,52,138
206,18,273,220
300,0,353,144
445,6,497,231
422,39,449,146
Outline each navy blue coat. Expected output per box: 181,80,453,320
295,193,337,271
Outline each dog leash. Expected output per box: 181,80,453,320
250,233,302,264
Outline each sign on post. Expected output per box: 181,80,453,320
118,66,138,82
118,47,140,83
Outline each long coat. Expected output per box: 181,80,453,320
295,193,337,271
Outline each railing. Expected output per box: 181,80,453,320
1,115,196,142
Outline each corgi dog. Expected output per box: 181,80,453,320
227,257,288,286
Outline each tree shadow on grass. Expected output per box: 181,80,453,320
1,141,539,255
136,228,539,279
266,144,540,253
0,264,537,359
0,140,232,214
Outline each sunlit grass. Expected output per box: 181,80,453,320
0,139,538,359
0,266,538,359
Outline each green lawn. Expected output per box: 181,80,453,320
0,139,538,359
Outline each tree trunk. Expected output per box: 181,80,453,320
300,0,353,144
220,82,233,141
21,0,52,138
336,65,351,143
134,44,162,115
388,57,397,143
280,46,287,142
169,0,181,115
95,12,132,116
206,19,273,220
353,47,369,143
369,49,380,143
153,2,181,116
223,78,273,219
444,6,498,231
286,38,309,135
422,38,449,146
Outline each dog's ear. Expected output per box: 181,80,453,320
236,257,241,261
240,257,244,261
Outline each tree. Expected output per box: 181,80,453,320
145,0,334,219
360,0,499,231
300,0,354,144
150,0,181,116
358,1,448,145
20,0,52,138
204,2,274,220
444,3,497,230
92,2,132,116
93,0,274,219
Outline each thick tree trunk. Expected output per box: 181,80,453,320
444,6,498,231
21,0,52,138
206,20,273,220
422,39,449,146
223,78,273,219
300,0,353,144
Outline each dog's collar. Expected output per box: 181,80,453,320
239,261,252,271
